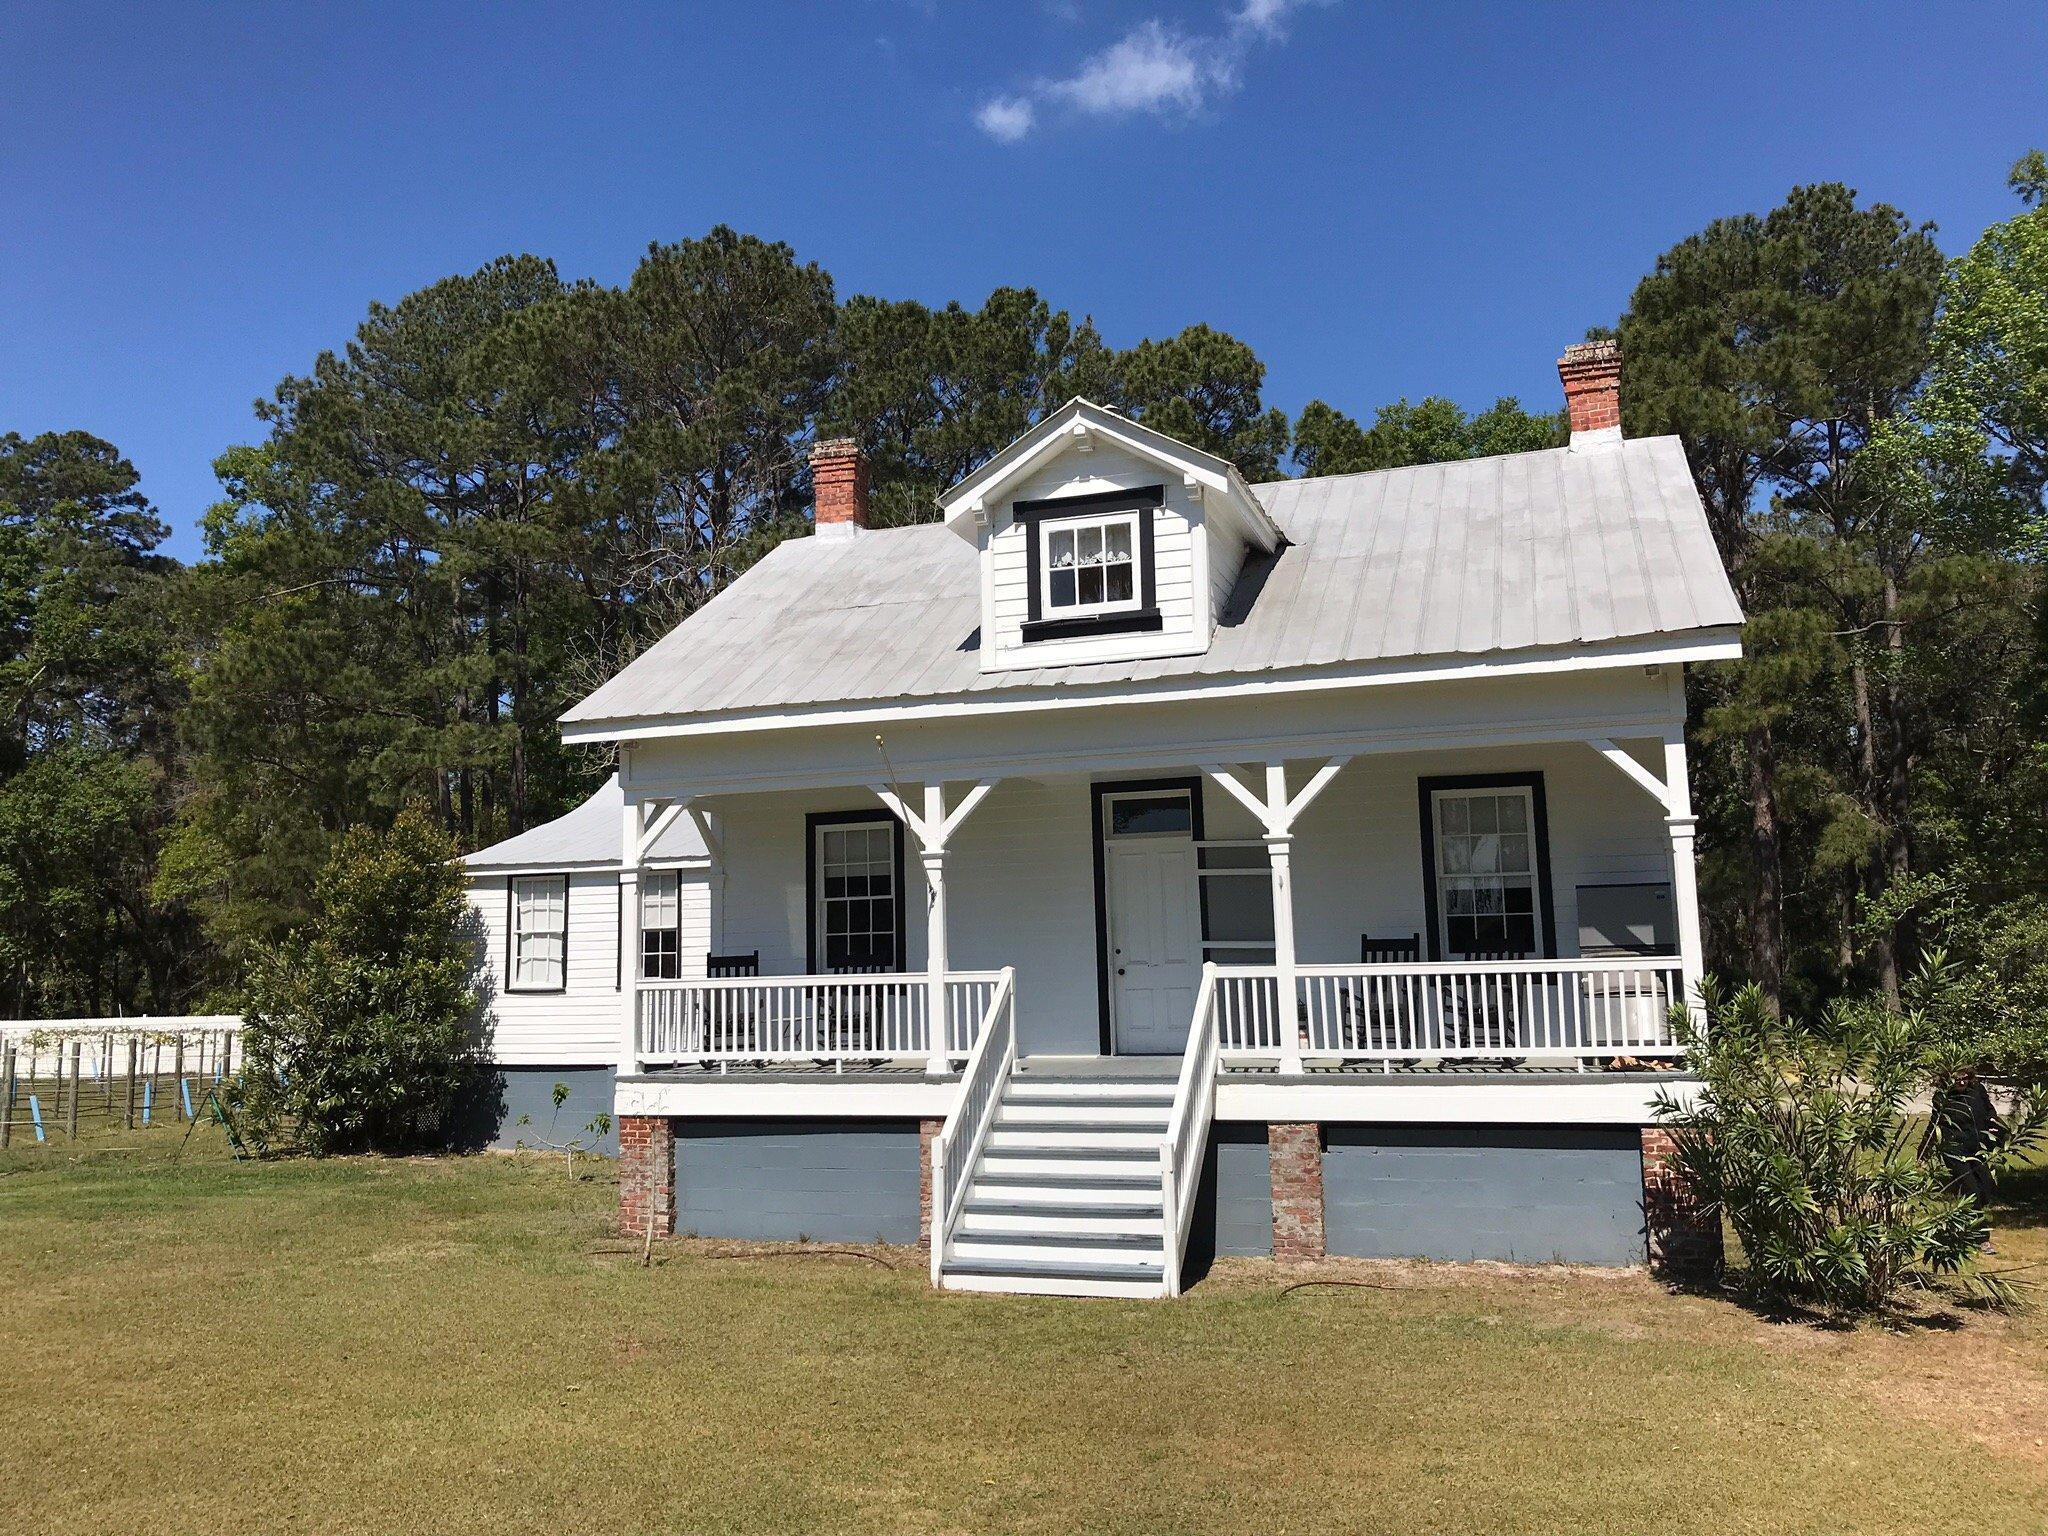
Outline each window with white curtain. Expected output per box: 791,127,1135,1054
640,870,681,980
510,875,568,990
1430,788,1540,958
1039,509,1142,617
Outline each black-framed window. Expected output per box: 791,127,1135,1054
1417,774,1556,961
640,870,682,980
507,874,568,992
807,814,904,972
1016,485,1164,643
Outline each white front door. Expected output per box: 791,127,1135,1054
1107,836,1204,1054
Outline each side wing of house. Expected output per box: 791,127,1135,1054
457,775,714,1153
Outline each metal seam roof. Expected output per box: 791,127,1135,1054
561,435,1742,730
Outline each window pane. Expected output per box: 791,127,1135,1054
1110,795,1192,835
1049,529,1074,568
1050,569,1076,608
1497,834,1530,873
1077,525,1102,562
1105,522,1133,561
1105,563,1133,602
1439,797,1468,834
1499,795,1528,833
1078,567,1103,605
1203,872,1274,945
1469,796,1499,833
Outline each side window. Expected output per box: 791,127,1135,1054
510,875,568,990
640,871,681,980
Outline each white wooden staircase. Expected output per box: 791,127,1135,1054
938,1062,1178,1298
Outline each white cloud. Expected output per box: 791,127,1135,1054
975,95,1038,143
1048,20,1213,117
975,0,1333,142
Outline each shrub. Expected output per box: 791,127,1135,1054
1653,982,2043,1318
235,809,483,1154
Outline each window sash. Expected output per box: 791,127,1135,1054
814,821,899,972
1038,510,1142,617
1430,789,1540,958
510,875,568,990
640,871,681,980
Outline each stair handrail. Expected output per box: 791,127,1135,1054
929,966,1016,1287
1158,962,1221,1298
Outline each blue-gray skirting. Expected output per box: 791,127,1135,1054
459,1066,620,1156
1321,1125,1646,1267
673,1118,923,1244
1192,1123,1275,1261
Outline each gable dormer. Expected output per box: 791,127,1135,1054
939,399,1282,674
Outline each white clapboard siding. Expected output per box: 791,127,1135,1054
469,870,711,1066
983,442,1213,671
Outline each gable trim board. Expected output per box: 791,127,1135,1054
567,629,1741,746
1415,772,1558,962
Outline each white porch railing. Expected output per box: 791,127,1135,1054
930,968,1017,1285
635,971,1006,1070
1159,963,1220,1298
1214,957,1687,1066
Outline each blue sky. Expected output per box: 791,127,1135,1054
4,0,2042,560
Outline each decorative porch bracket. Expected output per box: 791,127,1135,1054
1587,736,1706,1020
1201,758,1352,1075
870,777,1001,1074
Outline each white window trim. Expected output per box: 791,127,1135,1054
810,817,902,973
1428,786,1542,959
639,870,681,981
508,874,568,993
1038,508,1145,620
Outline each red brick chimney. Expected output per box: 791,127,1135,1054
1558,340,1622,445
811,438,870,535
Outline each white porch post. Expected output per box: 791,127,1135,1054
1663,735,1707,1022
922,784,951,1075
619,800,645,1076
1590,733,1708,1030
871,776,998,1076
1204,757,1348,1076
1263,763,1303,1077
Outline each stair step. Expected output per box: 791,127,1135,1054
1004,1080,1177,1103
988,1124,1166,1151
997,1101,1173,1126
978,1150,1161,1179
962,1203,1163,1236
949,1233,1164,1268
968,1177,1162,1206
943,1256,1165,1286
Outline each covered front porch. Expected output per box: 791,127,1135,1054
614,735,1704,1080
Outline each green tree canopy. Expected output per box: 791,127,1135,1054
1292,395,1564,477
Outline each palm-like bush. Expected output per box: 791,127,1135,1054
1654,982,2040,1317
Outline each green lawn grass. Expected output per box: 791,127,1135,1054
3,1127,2045,1535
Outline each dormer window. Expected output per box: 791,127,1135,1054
1016,485,1164,642
1044,511,1140,616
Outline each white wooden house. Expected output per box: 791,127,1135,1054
494,342,1740,1295
461,775,710,1153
